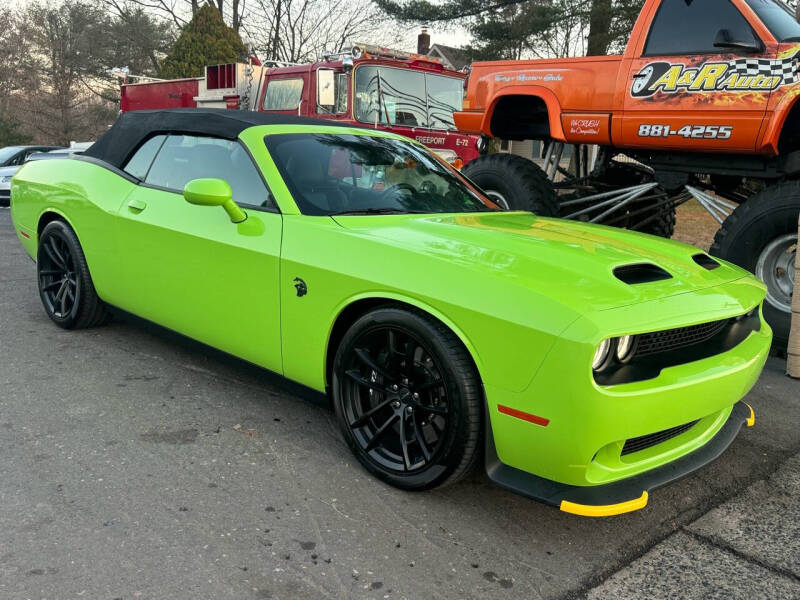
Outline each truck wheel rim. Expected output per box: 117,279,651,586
341,326,449,473
485,190,509,210
755,233,796,314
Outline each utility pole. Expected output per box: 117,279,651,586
789,5,800,377
787,214,799,378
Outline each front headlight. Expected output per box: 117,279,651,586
616,335,636,362
592,339,611,370
593,335,638,371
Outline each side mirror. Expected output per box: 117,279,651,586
318,68,335,106
183,178,246,223
713,29,762,53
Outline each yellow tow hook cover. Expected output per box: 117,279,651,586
744,403,755,427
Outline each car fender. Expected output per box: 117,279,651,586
36,206,77,244
326,290,488,386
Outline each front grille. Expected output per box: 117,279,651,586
621,420,699,456
634,318,729,357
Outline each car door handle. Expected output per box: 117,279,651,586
127,198,147,212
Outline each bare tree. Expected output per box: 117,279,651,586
0,9,29,112
101,0,246,31
10,1,175,144
0,8,36,143
17,2,115,144
94,0,176,75
244,0,399,62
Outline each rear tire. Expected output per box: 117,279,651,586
462,153,560,216
37,220,111,329
332,307,482,491
710,182,798,352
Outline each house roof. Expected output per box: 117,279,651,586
427,44,471,71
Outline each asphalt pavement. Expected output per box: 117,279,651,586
1,208,798,599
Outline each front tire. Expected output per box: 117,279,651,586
710,182,798,351
37,220,110,329
332,307,482,491
462,153,560,215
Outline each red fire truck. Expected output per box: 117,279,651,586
120,44,481,166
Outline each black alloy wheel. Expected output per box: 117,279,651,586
37,220,110,329
333,307,481,490
39,227,80,322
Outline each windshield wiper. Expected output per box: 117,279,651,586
330,208,429,216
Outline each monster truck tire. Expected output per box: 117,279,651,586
710,182,799,353
462,154,560,216
641,206,677,238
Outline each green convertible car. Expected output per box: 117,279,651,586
11,109,770,516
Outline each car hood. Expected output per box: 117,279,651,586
332,211,750,314
0,165,20,177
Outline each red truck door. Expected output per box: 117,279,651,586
260,72,311,115
621,0,779,151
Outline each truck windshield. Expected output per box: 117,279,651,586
353,66,463,130
745,0,800,41
264,133,498,216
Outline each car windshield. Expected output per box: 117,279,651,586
265,133,499,216
745,0,800,41
0,147,23,166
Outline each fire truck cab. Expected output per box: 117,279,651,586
120,45,481,165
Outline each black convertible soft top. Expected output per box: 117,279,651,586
84,108,354,170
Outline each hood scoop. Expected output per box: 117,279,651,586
613,263,672,285
692,253,720,270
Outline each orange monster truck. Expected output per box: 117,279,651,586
456,0,799,352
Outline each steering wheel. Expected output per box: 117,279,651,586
382,182,415,198
420,180,436,195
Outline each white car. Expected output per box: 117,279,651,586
0,166,17,206
0,145,63,205
26,142,94,162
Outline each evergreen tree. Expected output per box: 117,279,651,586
159,3,247,79
375,0,644,58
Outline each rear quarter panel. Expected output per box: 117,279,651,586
10,159,137,300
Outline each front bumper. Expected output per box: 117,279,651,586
486,401,754,516
482,278,770,513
